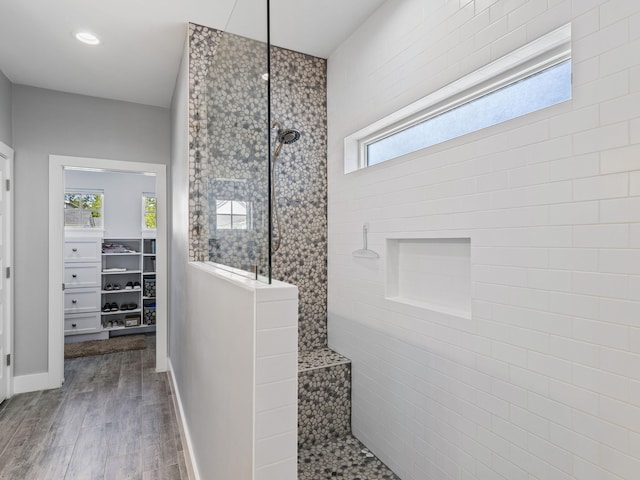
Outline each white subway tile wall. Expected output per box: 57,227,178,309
327,1,640,479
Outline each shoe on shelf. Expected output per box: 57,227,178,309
129,303,138,310
113,284,121,290
105,284,113,291
110,303,119,311
133,281,141,289
102,303,111,312
125,282,133,290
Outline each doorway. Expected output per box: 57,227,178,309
48,155,167,388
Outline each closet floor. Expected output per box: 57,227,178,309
0,334,188,480
298,434,400,480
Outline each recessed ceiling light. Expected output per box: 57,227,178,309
75,31,100,46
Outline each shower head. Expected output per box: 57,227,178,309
276,128,300,145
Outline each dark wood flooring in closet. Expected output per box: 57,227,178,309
0,335,188,480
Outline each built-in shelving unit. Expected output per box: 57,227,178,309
100,238,156,334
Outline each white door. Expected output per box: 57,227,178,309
0,144,13,404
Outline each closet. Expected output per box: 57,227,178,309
63,169,157,343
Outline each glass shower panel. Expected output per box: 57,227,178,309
200,1,271,280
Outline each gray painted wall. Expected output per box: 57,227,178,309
0,70,11,146
169,38,189,371
12,85,170,376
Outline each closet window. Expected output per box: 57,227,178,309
142,194,157,230
64,190,104,228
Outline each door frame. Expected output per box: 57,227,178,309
0,141,13,400
48,155,168,388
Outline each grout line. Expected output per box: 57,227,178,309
298,359,351,373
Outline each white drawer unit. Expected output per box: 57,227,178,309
64,239,101,263
64,263,101,289
65,313,100,336
64,288,101,314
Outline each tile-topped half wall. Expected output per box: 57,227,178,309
188,23,328,350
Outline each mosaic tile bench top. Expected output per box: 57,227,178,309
299,347,350,372
299,434,400,480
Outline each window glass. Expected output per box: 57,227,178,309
367,60,572,166
143,195,157,229
64,191,103,228
216,200,249,230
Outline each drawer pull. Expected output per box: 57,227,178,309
72,299,77,304
72,248,78,252
72,274,77,278
72,323,77,328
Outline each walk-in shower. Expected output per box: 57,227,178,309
186,3,396,478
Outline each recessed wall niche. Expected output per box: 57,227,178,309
386,237,471,318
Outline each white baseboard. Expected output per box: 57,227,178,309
168,358,201,480
13,372,51,394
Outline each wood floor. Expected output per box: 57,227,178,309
0,335,188,480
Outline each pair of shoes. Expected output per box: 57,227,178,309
120,303,138,311
102,302,119,312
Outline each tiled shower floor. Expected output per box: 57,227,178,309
298,434,400,480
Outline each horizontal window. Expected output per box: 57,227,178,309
367,60,571,166
344,24,572,173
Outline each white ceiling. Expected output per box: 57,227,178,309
0,0,386,108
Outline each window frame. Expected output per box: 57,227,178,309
64,189,104,230
344,23,571,173
215,200,251,231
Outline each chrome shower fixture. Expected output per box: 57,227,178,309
276,127,301,145
271,121,300,253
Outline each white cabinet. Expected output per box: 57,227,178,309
63,264,101,289
64,239,101,263
64,238,102,337
64,237,157,339
65,313,101,336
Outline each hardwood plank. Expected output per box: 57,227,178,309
142,463,181,480
103,453,143,480
118,353,142,398
108,397,142,458
46,391,93,449
0,417,39,473
0,335,187,480
176,453,188,480
0,389,68,476
141,432,177,473
0,405,30,457
64,423,113,479
20,444,74,480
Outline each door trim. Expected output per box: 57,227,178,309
0,141,13,400
48,155,168,389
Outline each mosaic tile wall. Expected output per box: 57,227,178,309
188,23,328,350
298,361,351,448
188,23,270,271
